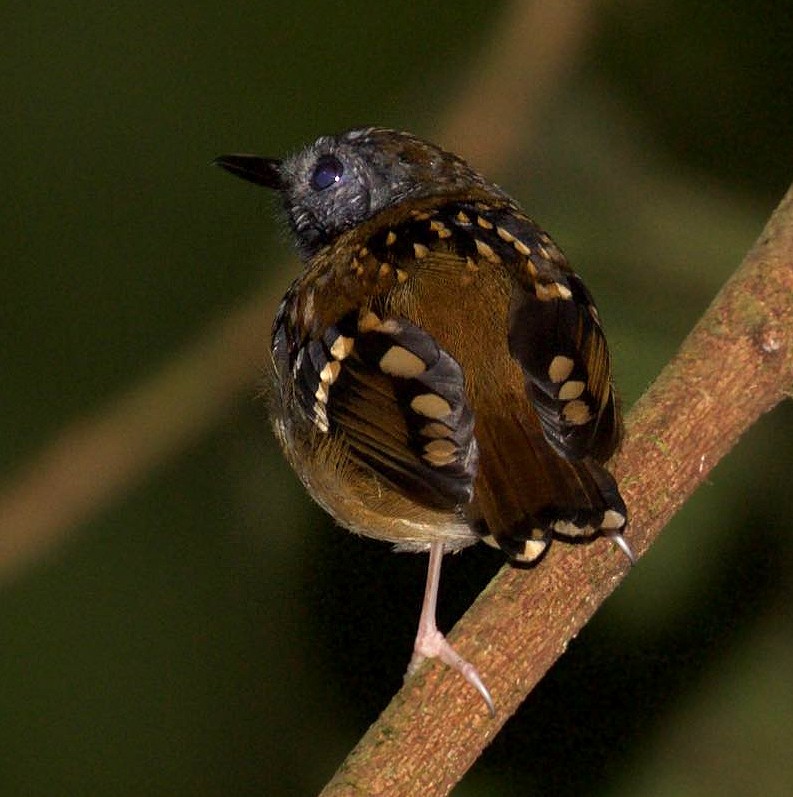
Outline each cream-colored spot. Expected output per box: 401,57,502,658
601,510,626,530
519,538,547,561
553,519,590,537
411,210,432,221
349,256,361,272
465,256,479,272
319,360,341,385
496,226,515,242
558,380,585,400
455,210,471,225
378,262,391,278
548,355,574,383
588,304,600,322
413,242,430,259
358,310,382,333
513,238,531,256
537,245,550,260
474,238,500,263
329,335,354,361
313,402,329,432
396,268,409,283
555,282,573,300
379,346,426,378
424,439,456,455
358,246,369,257
476,215,493,230
421,422,453,439
422,439,457,467
534,281,571,301
315,381,329,404
430,219,452,238
378,319,401,335
385,230,397,246
563,399,592,425
410,393,452,419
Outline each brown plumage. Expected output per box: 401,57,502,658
215,127,631,714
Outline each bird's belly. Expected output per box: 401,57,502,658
271,410,478,552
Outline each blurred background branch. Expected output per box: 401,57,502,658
0,291,272,581
439,1,595,171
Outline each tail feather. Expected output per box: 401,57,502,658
470,406,625,565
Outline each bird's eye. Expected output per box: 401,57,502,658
310,155,344,191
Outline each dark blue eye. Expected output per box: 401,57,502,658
310,155,344,191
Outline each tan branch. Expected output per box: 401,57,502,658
0,290,276,581
316,187,793,797
438,0,595,173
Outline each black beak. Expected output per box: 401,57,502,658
213,154,283,189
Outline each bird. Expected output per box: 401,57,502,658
214,127,632,715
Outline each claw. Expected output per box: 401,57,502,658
409,624,495,716
407,541,495,716
605,530,636,565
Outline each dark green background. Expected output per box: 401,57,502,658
2,2,792,795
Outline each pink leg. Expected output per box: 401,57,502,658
407,541,495,716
